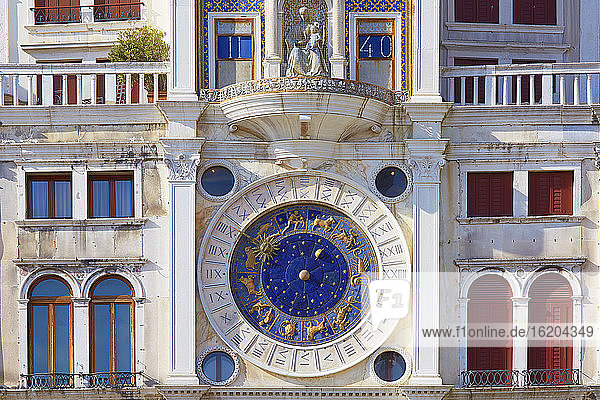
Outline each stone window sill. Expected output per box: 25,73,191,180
445,22,564,35
15,218,147,228
456,215,585,225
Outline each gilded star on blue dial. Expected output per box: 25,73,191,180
230,204,377,346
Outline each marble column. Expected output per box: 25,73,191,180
164,152,201,385
169,0,198,101
406,138,448,385
411,0,442,102
458,297,469,379
73,298,90,387
329,0,346,78
263,0,281,78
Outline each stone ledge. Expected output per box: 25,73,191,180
456,215,585,225
13,257,147,268
15,218,148,229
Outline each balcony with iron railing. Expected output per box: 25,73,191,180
441,62,600,106
21,372,142,389
32,3,143,25
461,369,582,388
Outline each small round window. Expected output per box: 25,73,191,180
373,351,407,382
200,166,235,198
375,167,408,199
197,347,239,385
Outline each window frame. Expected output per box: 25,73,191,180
27,277,74,376
349,12,404,90
207,13,262,89
215,18,255,89
26,173,73,219
87,172,134,218
454,0,499,24
89,275,135,374
355,18,396,89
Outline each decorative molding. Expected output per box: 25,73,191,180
13,258,147,269
448,142,595,162
199,76,410,105
456,216,585,225
15,218,148,229
196,345,240,386
454,257,587,269
165,154,201,181
445,22,565,35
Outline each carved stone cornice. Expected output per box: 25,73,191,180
165,154,200,182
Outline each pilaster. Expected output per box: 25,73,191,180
162,138,204,385
0,0,7,63
169,0,199,101
411,0,442,102
18,299,28,382
73,298,90,387
512,297,529,380
458,298,469,376
406,138,448,385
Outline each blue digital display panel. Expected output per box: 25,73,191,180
217,36,252,59
358,35,393,59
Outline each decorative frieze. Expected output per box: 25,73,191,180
199,76,410,105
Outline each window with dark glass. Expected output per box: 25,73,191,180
528,171,573,216
513,0,556,25
27,174,72,219
90,277,134,383
455,0,499,23
88,173,134,218
467,172,513,217
28,277,73,386
373,351,407,382
201,351,235,383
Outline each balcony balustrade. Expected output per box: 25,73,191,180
0,62,169,106
32,3,143,25
21,372,141,389
441,62,600,106
21,373,76,389
461,369,582,388
83,372,140,388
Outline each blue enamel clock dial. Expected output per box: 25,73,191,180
230,203,378,346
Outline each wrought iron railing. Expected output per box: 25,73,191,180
461,369,520,387
21,373,76,389
461,369,582,388
524,368,581,386
83,371,140,388
93,3,142,22
199,76,410,105
32,5,81,24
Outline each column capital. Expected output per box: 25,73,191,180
73,298,91,307
406,139,449,183
165,154,201,182
511,297,530,306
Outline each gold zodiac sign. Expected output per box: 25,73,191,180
249,301,274,326
332,296,358,330
244,246,258,271
350,257,370,286
332,229,358,250
239,276,262,297
256,222,274,237
311,216,335,232
279,320,297,339
282,211,304,233
305,319,327,341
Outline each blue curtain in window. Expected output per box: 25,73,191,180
54,181,71,218
115,180,132,217
92,181,110,217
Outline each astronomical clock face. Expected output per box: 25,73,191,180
198,171,410,376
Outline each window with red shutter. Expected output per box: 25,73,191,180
455,0,499,23
528,171,573,216
467,172,513,217
514,0,556,25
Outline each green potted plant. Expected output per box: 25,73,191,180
108,26,170,102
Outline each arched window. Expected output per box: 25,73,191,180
466,274,513,386
28,277,73,388
528,273,573,384
90,276,135,385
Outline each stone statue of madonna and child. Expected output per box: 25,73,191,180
285,7,328,77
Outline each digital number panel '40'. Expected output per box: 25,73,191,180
358,34,393,59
